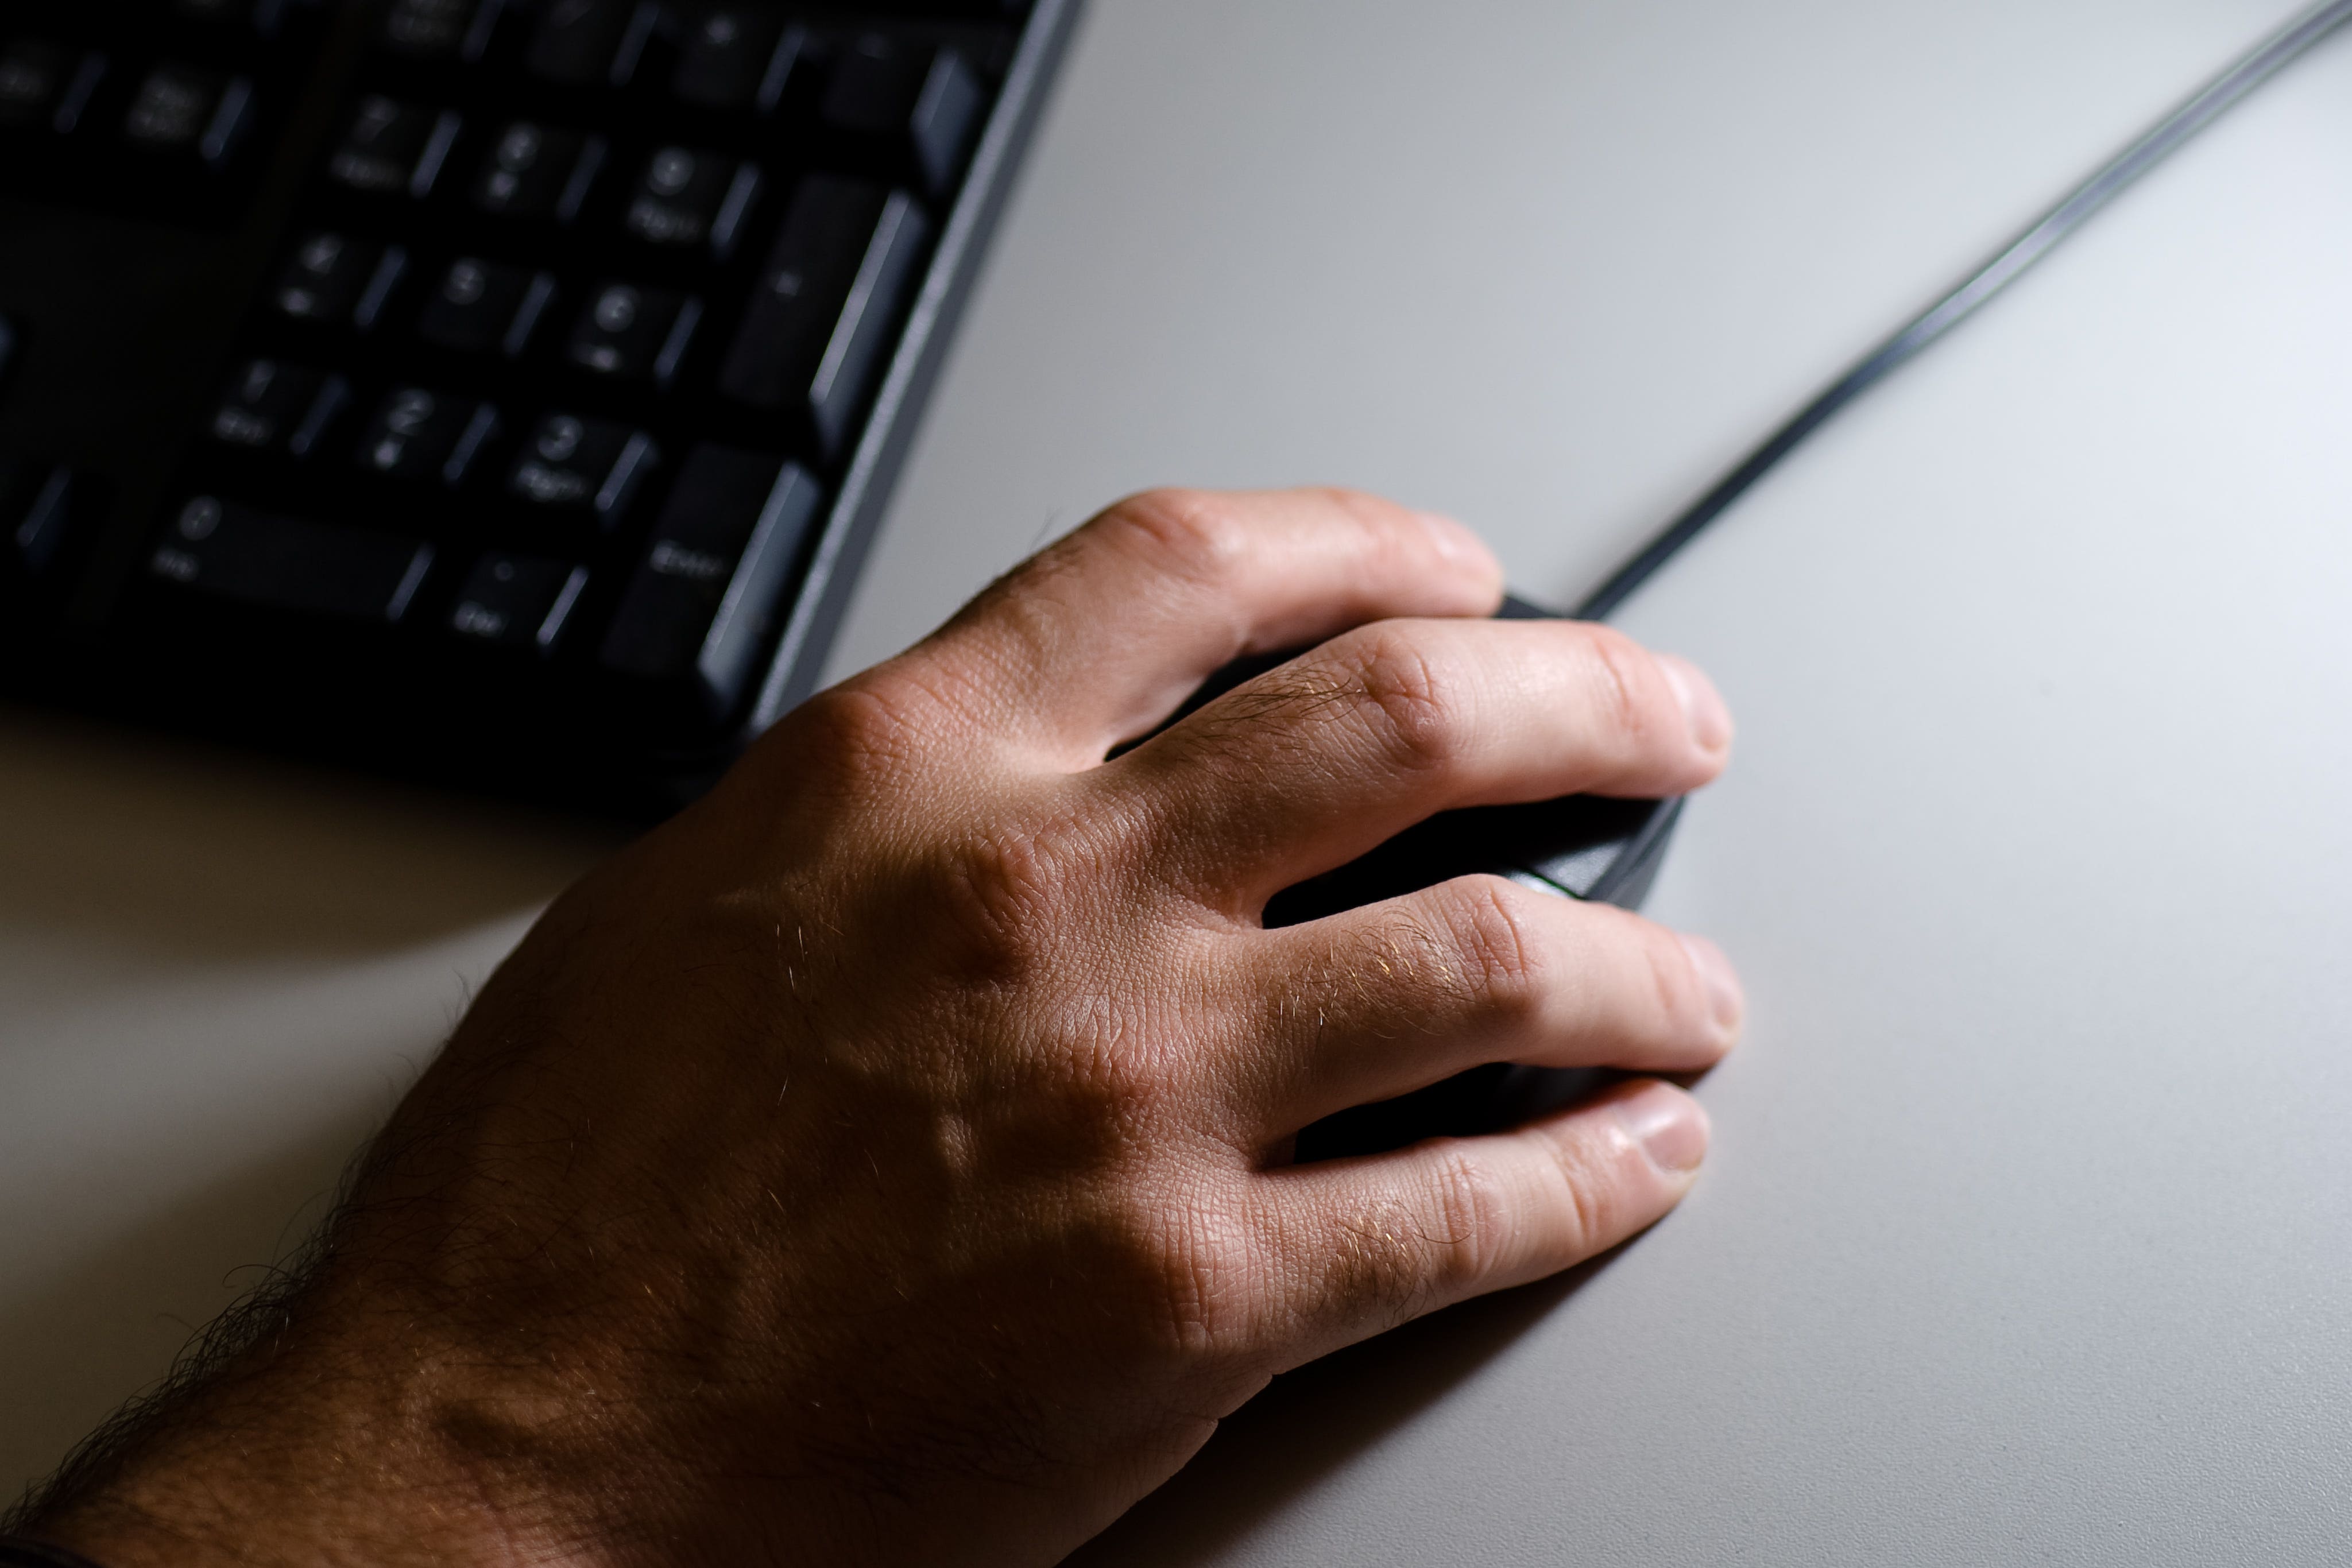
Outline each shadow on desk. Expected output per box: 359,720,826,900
0,704,624,1502
0,1122,376,1501
0,704,626,965
1070,1257,1606,1567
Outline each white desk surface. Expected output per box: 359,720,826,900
7,0,2351,1557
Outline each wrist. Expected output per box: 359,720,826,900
21,1288,635,1568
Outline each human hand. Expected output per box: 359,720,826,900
28,487,1741,1568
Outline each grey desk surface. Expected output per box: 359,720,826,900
6,0,2350,1557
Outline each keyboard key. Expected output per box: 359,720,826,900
623,148,760,256
601,449,820,721
328,97,461,198
508,413,656,520
566,282,699,383
525,0,657,86
1,41,73,129
273,233,404,326
210,359,317,448
470,122,604,222
2,43,106,136
357,388,498,484
822,35,982,193
122,64,253,167
149,497,434,622
673,8,809,112
450,553,588,648
719,176,931,454
380,0,505,60
208,359,348,454
417,258,555,356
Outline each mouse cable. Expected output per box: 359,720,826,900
1573,0,2352,622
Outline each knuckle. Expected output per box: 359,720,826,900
1069,1175,1260,1362
931,822,1070,984
1434,877,1550,1029
1422,1145,1511,1295
1340,628,1463,775
1535,1135,1607,1259
1101,488,1255,590
1140,1193,1257,1355
1581,625,1664,747
1324,1200,1429,1324
769,681,931,795
1642,922,1703,1035
1327,1149,1506,1326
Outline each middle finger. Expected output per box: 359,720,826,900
1116,617,1731,914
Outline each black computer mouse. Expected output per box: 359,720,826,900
1169,595,1685,1160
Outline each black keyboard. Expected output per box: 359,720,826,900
0,0,1077,811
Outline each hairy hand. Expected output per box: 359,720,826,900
31,488,1740,1568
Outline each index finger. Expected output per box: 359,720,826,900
902,487,1504,766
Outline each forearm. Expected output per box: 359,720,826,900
16,1284,574,1568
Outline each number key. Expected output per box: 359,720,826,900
673,8,809,112
624,147,759,257
329,96,461,198
565,282,699,384
357,388,498,484
470,121,603,222
508,413,656,522
417,258,555,355
380,0,504,60
122,64,252,167
525,0,657,86
1,41,104,134
209,359,349,455
274,233,407,328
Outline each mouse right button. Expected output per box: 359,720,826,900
1513,794,1685,909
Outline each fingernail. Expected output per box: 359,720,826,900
1413,509,1485,566
1677,932,1744,1034
1614,1082,1709,1176
1655,653,1732,754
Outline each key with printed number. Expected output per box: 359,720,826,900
527,0,657,86
150,497,435,624
122,64,253,167
1,42,105,134
471,121,604,222
507,413,656,521
209,359,347,454
380,0,505,61
566,282,698,384
624,147,760,255
275,233,405,327
357,388,498,484
673,7,810,111
329,96,461,198
418,258,555,355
